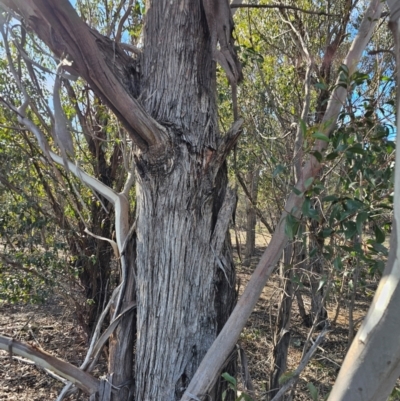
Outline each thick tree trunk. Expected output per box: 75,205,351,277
0,1,239,399
132,1,237,400
135,160,236,400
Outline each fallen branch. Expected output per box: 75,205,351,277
0,335,99,395
0,354,67,384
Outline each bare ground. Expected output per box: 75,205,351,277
0,232,378,401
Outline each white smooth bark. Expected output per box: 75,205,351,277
327,2,400,400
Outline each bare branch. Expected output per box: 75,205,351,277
0,335,99,395
119,42,141,55
368,48,395,57
236,172,274,234
115,0,133,43
0,0,168,151
270,328,329,401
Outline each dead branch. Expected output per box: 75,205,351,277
269,328,329,401
0,335,99,395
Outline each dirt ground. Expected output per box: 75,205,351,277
0,299,91,401
0,232,379,401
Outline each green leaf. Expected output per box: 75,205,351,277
347,145,364,155
344,221,357,239
371,242,388,256
305,177,314,188
326,151,339,160
374,226,385,244
345,199,363,212
311,151,323,162
285,214,299,240
273,164,285,178
309,247,318,257
222,372,236,387
320,227,334,238
292,186,304,196
279,371,295,385
315,82,327,90
322,195,339,203
312,132,330,142
339,64,349,76
356,212,369,235
302,197,311,217
333,256,343,271
307,382,319,401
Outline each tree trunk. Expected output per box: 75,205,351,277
108,238,136,400
244,168,260,266
132,2,237,400
309,211,327,328
0,0,239,399
268,243,293,400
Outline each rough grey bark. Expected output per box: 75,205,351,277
133,3,237,399
107,238,136,399
0,1,239,400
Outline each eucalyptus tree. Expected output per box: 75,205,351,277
0,0,242,400
327,1,400,399
0,1,398,401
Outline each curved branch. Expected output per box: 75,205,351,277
1,0,167,151
0,335,99,395
49,152,130,251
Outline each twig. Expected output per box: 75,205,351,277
269,328,329,401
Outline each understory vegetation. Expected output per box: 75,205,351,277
0,0,399,400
